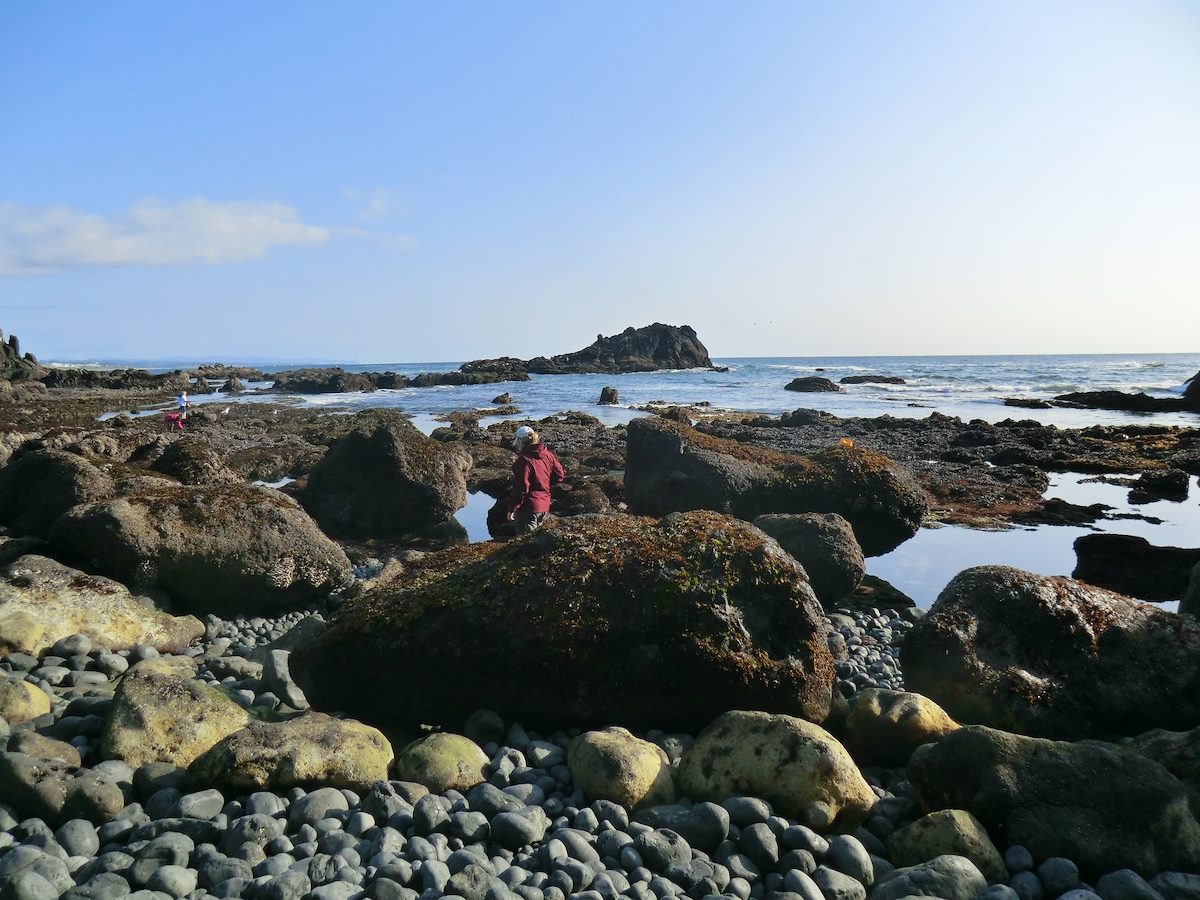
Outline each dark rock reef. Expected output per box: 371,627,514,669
624,416,928,556
461,323,713,375
291,511,835,731
785,377,844,393
1072,533,1200,601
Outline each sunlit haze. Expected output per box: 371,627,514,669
2,1,1197,362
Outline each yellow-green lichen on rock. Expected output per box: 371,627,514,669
101,658,251,768
395,732,488,793
678,709,875,832
0,554,203,656
187,711,393,792
0,674,52,724
887,809,1007,884
843,688,959,766
568,726,676,810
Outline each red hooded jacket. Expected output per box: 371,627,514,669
507,442,565,514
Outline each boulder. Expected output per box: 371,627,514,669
1123,725,1200,806
291,511,834,730
1185,370,1200,407
624,417,927,556
886,810,1006,883
101,659,251,768
1072,534,1200,601
0,753,124,825
271,368,377,393
869,855,987,900
840,375,905,385
218,377,244,393
301,422,471,539
598,386,620,405
0,674,51,724
149,439,240,486
394,733,488,793
0,554,203,657
785,377,844,393
1128,469,1190,504
461,323,713,375
491,393,513,404
907,725,1200,877
1181,563,1200,619
0,450,114,538
568,726,675,810
902,566,1200,740
752,513,865,606
677,709,874,831
50,483,352,614
187,712,392,792
842,689,959,767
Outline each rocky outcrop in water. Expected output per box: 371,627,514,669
291,511,835,730
1072,533,1200,601
461,323,713,375
903,566,1200,740
785,377,843,393
301,422,471,539
0,328,45,381
624,417,928,556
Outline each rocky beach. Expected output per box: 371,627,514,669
1,324,1199,900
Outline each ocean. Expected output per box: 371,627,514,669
95,352,1200,607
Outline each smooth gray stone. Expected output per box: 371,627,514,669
171,789,224,821
412,795,449,836
722,798,772,828
144,865,197,898
1038,858,1081,897
1005,846,1035,873
828,836,873,887
308,882,361,900
783,869,825,900
869,856,985,900
492,808,550,850
288,789,349,831
7,870,60,900
421,860,451,892
1058,893,1101,900
127,817,218,844
981,886,1022,900
196,856,254,892
1149,873,1200,900
61,871,132,900
633,829,691,872
815,866,867,900
262,651,308,710
1097,869,1166,900
260,870,311,900
739,823,780,872
246,792,287,818
781,826,830,858
1010,870,1045,900
369,877,416,900
56,819,101,857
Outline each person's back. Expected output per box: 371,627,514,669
506,426,564,533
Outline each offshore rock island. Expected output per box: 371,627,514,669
0,325,1198,900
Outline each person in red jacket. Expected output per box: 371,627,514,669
506,425,565,534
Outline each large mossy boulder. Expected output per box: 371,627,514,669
301,421,471,539
49,483,352,614
886,810,1006,883
394,733,489,794
149,438,240,486
752,512,865,607
907,725,1200,876
0,450,114,538
902,565,1200,740
291,511,835,730
187,712,393,792
677,709,874,831
624,417,927,555
101,659,251,768
0,554,203,657
569,726,676,810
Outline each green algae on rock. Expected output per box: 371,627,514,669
291,511,835,731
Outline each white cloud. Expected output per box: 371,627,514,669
343,187,394,221
0,197,331,274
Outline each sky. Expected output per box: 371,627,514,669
1,1,1198,363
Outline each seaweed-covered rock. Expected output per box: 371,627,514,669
150,438,240,486
625,417,927,555
0,554,203,656
0,450,114,538
752,512,865,606
907,725,1200,876
291,511,834,730
302,422,471,539
187,712,393,792
271,368,377,393
101,659,251,768
903,566,1200,740
1072,533,1200,601
677,710,874,831
50,483,351,614
569,726,675,810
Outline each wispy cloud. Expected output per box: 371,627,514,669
0,197,330,275
343,187,394,221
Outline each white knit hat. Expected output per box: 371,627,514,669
511,425,534,449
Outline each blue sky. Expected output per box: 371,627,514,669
2,1,1197,362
